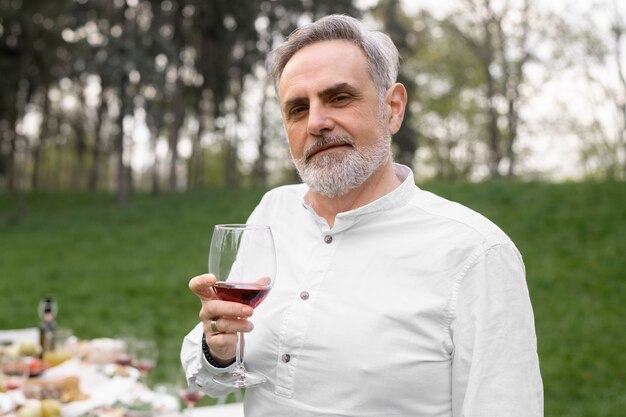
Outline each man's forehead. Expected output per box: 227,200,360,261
278,41,370,100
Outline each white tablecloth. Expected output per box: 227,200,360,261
0,327,38,345
188,402,244,417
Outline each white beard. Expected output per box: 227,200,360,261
293,133,392,197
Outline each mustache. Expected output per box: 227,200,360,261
304,135,355,160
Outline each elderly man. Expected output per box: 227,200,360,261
181,14,543,417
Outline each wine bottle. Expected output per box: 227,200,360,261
38,296,57,358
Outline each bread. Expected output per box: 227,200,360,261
23,376,89,403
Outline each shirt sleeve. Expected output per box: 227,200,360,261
180,322,239,398
450,243,544,417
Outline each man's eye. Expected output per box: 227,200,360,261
332,94,351,103
290,106,307,116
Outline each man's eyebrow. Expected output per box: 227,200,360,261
283,96,308,112
318,82,360,100
282,82,361,112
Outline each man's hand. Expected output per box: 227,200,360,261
189,274,254,366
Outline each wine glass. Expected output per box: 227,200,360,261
1,354,29,391
178,382,204,409
208,224,276,388
133,339,158,384
114,336,136,367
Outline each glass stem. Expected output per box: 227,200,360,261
235,331,244,373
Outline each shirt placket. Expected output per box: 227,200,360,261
273,229,340,398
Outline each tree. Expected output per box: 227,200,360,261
542,0,626,180
0,0,72,192
370,0,419,168
610,0,626,178
401,10,485,180
0,0,363,196
441,0,536,178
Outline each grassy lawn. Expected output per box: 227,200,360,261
1,181,624,415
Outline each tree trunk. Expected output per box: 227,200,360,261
482,8,501,178
150,138,160,196
72,117,87,190
88,94,107,191
224,104,241,189
444,3,502,178
5,117,17,192
187,99,205,190
115,77,129,206
31,87,50,191
252,80,269,188
224,139,239,188
613,18,626,178
148,102,164,196
168,89,185,192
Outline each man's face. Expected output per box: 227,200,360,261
278,40,394,197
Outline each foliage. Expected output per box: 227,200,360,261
1,183,625,414
0,0,360,197
1,0,625,194
549,1,626,180
369,0,419,167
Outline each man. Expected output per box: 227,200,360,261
181,14,543,417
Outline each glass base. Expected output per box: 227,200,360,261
213,370,267,388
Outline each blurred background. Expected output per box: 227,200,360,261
0,0,625,198
0,0,624,415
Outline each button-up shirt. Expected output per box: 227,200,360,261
181,164,543,417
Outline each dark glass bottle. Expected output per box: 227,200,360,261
38,296,57,357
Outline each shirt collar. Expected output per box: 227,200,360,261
300,163,416,232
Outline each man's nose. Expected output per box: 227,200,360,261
307,103,335,135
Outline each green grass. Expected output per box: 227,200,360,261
1,182,624,415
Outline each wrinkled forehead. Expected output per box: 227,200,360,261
278,40,371,100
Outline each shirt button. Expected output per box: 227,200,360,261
300,291,309,300
324,235,333,244
281,353,291,363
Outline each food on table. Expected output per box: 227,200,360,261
80,339,125,365
42,350,72,367
14,399,62,417
107,364,132,377
16,402,42,417
40,399,62,417
23,376,89,403
28,358,47,376
19,341,41,357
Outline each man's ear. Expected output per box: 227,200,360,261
385,83,407,135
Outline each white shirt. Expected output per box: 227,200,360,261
181,164,543,417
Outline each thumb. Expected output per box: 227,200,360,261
255,276,272,287
189,274,217,300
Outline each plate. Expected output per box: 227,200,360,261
0,394,15,414
100,364,140,380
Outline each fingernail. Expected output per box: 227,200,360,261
242,306,253,316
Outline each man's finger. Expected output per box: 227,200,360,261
189,274,216,300
204,300,254,319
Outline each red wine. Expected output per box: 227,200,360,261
135,360,154,374
115,356,132,367
179,389,203,404
5,378,21,390
213,282,270,308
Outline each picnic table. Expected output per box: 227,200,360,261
0,328,243,417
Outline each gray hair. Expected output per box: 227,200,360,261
268,15,399,100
